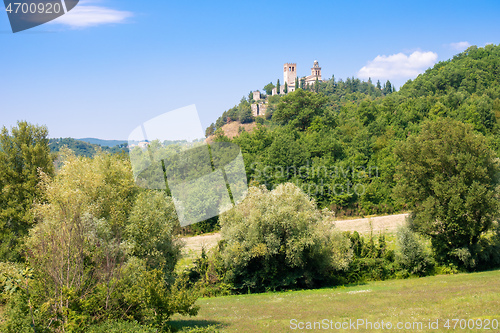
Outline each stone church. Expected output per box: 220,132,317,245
273,60,323,95
252,60,323,117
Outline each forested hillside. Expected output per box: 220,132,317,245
2,45,500,333
49,137,128,157
210,44,500,216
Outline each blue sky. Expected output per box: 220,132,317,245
1,0,499,139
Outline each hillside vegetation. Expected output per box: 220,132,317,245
210,44,500,217
2,45,500,332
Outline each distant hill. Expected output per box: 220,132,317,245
49,138,128,157
78,138,127,147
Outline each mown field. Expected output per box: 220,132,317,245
170,270,500,332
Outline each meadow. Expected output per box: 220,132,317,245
170,270,500,332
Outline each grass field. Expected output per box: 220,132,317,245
170,270,500,332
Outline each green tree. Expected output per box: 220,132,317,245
0,121,54,261
205,123,216,137
219,183,352,292
4,153,197,331
276,79,281,95
383,80,392,94
272,89,329,130
238,99,254,124
263,82,275,95
284,82,288,94
394,118,500,265
376,80,382,90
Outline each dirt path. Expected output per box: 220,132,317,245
334,213,409,234
180,213,409,257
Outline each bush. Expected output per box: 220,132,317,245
395,226,435,276
85,320,157,333
2,154,198,332
218,183,352,292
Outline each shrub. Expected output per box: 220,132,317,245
395,226,435,276
218,183,352,292
2,154,198,332
85,320,156,333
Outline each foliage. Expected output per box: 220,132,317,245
50,138,128,157
394,118,500,265
126,191,182,282
218,183,352,292
263,82,275,95
0,121,54,262
85,320,157,333
272,89,329,130
395,226,435,276
1,153,198,332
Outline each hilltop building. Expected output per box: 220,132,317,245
273,60,323,95
252,60,324,116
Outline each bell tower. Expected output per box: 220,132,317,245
311,60,322,81
283,63,297,91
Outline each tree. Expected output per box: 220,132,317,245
383,80,392,94
394,118,500,265
205,123,216,137
6,153,197,331
0,121,54,261
314,78,319,93
295,77,299,91
238,98,254,124
218,183,352,292
284,82,288,94
272,89,329,130
276,79,281,95
239,104,254,123
376,80,382,90
263,82,275,95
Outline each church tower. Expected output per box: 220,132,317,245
311,60,322,80
305,60,322,86
283,63,297,92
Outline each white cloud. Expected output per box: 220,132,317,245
358,51,438,80
448,41,471,51
50,2,133,28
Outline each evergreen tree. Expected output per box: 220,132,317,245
284,82,288,94
384,80,392,94
376,80,382,90
295,77,299,90
276,79,281,95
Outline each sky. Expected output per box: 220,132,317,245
1,0,499,140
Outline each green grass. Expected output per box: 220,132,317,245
170,270,500,332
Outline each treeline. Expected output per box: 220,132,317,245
49,137,128,157
205,75,396,138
